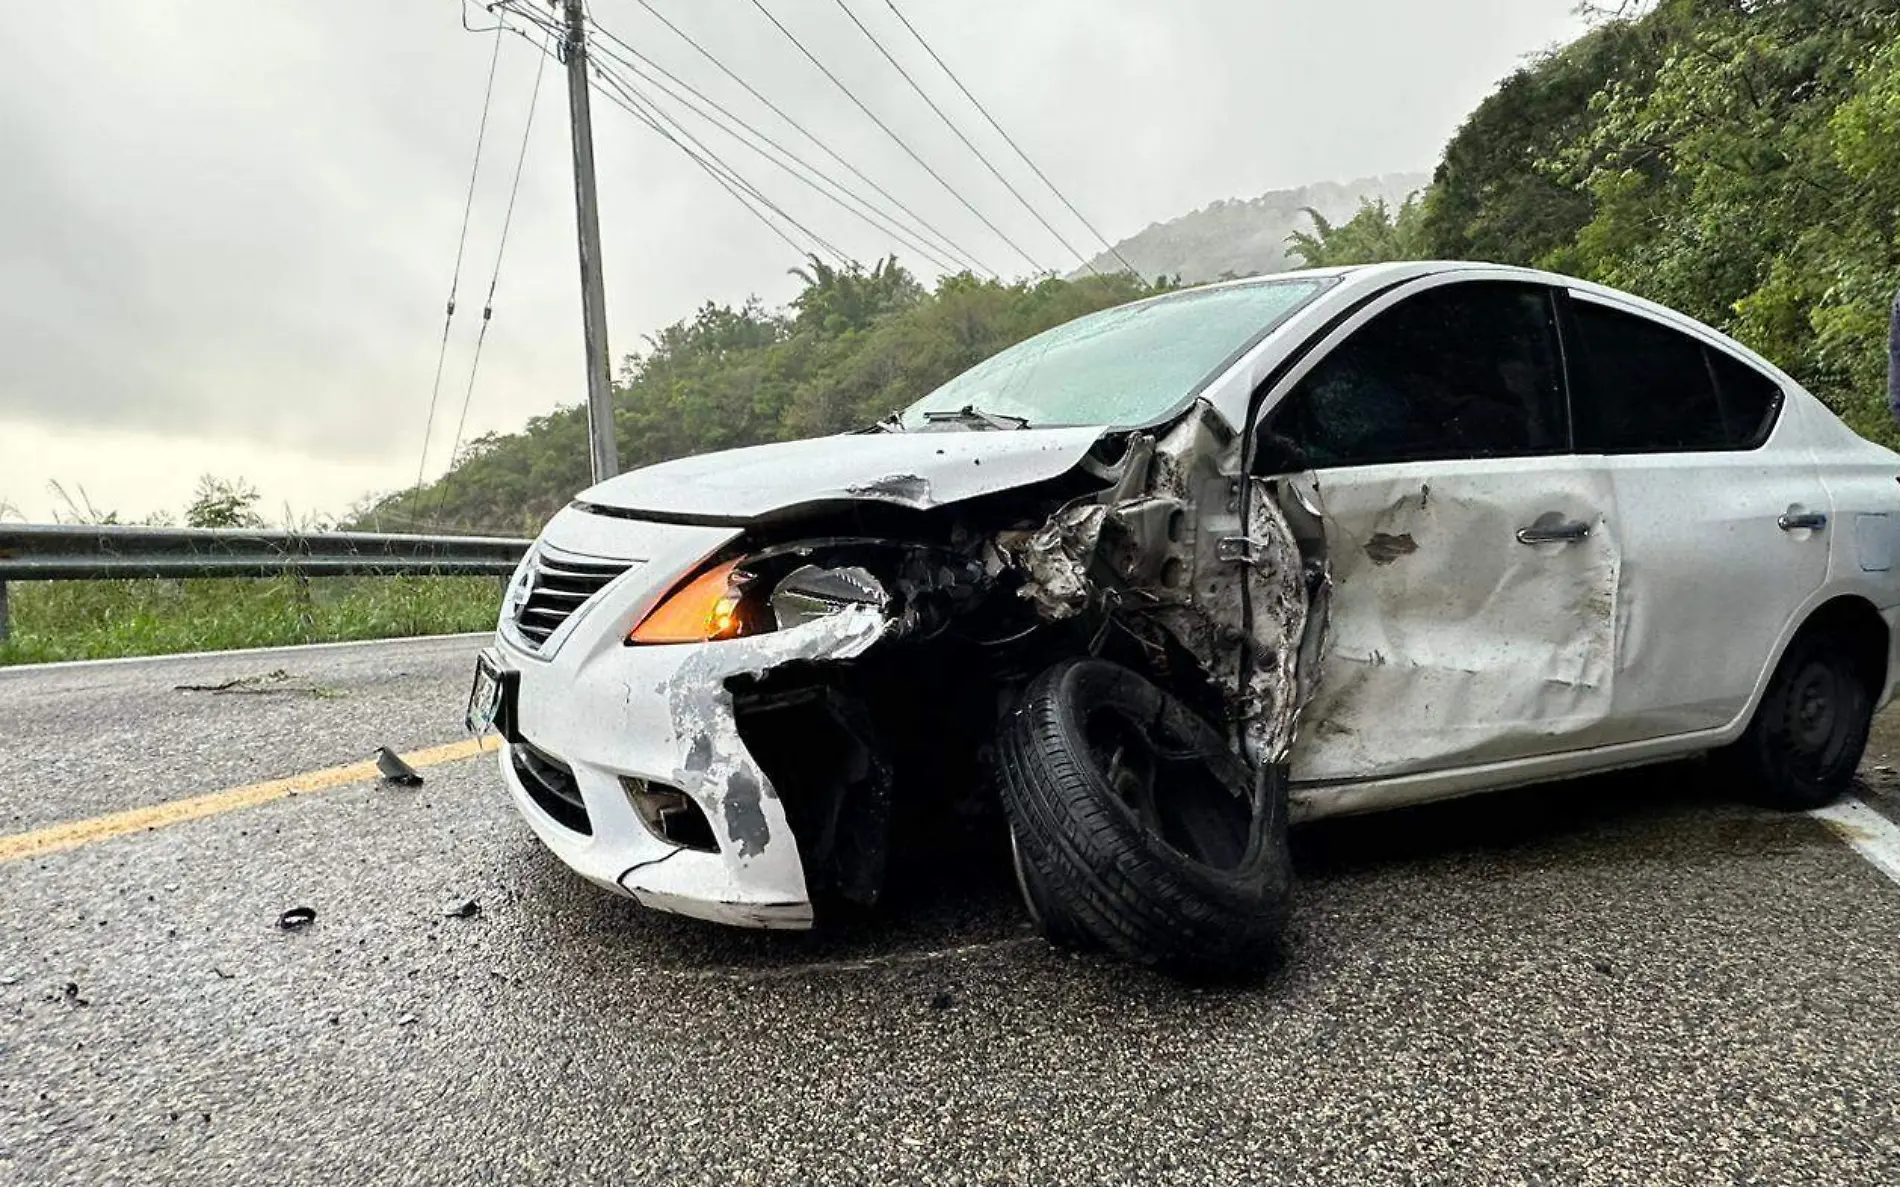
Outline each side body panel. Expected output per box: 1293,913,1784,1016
1289,458,1622,782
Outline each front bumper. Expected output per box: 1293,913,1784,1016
491,505,891,929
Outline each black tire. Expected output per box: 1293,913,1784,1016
1719,626,1874,810
1008,825,1099,953
997,658,1292,974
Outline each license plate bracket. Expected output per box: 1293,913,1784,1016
465,649,520,740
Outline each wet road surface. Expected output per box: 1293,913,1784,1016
3,636,1898,1184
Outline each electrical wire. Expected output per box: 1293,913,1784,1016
881,0,1137,275
584,25,964,273
584,50,851,264
431,33,552,528
416,23,504,496
829,0,1098,275
493,11,847,266
746,0,1048,273
628,0,995,277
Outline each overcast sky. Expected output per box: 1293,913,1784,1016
0,0,1588,524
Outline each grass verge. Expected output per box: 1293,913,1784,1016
0,574,500,665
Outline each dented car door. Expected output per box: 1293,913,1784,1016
1254,276,1624,784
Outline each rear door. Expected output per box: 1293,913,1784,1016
1254,275,1625,783
1565,291,1829,739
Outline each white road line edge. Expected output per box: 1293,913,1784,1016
1810,795,1900,888
0,631,492,677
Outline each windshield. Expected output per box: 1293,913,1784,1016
897,278,1329,430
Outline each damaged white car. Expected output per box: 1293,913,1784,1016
468,261,1900,972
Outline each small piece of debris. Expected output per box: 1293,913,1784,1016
374,747,424,788
212,967,235,981
1590,958,1613,976
395,1013,419,1027
929,990,955,1011
58,981,90,1007
276,906,317,931
444,900,481,920
174,669,330,697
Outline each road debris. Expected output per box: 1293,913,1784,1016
174,669,337,698
276,906,317,930
374,747,424,788
443,900,481,919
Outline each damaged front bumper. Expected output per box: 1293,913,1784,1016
494,508,893,930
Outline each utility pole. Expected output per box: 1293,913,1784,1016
561,0,619,483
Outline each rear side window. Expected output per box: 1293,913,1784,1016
1262,281,1567,470
1571,299,1781,452
1705,349,1784,448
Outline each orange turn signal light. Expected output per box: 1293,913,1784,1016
627,560,750,645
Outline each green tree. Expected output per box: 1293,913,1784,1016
1286,196,1429,267
185,475,265,529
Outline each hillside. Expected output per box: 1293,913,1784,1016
1070,172,1429,282
363,0,1900,536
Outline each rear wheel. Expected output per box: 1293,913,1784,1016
1720,628,1874,810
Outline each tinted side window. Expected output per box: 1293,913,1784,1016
1263,282,1566,470
1571,300,1775,452
1706,350,1784,448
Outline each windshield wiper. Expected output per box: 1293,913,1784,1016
920,404,1030,430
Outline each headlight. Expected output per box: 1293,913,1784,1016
500,546,536,625
626,549,892,646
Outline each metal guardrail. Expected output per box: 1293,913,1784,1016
0,524,531,644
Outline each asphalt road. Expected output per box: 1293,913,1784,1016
3,636,1899,1185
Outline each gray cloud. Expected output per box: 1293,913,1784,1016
0,0,1585,519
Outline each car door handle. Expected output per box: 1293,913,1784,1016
1516,519,1591,545
1777,511,1828,532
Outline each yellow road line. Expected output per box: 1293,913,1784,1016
0,735,499,864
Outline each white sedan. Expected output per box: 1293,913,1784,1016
468,261,1900,971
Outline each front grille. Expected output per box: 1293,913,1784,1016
514,547,634,650
512,740,591,835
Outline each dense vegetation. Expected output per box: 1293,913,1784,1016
0,477,496,666
360,266,1166,534
370,0,1898,536
1297,0,1900,444
0,575,498,666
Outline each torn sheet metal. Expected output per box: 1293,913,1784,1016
1289,467,1621,787
657,606,893,860
1237,479,1310,765
1012,502,1108,619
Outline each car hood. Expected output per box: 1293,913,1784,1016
575,425,1111,522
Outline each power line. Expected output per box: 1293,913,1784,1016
746,0,1048,274
584,23,965,273
416,23,504,496
624,0,996,277
494,11,847,265
881,0,1137,275
829,0,1098,275
583,48,852,265
432,32,551,528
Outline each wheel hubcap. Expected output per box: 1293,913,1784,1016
1788,662,1841,752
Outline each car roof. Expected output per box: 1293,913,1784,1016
1174,261,1796,387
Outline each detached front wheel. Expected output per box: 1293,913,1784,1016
997,658,1292,975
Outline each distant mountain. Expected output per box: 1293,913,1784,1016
1075,171,1431,283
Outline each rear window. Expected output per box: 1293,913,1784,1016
1571,300,1780,452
